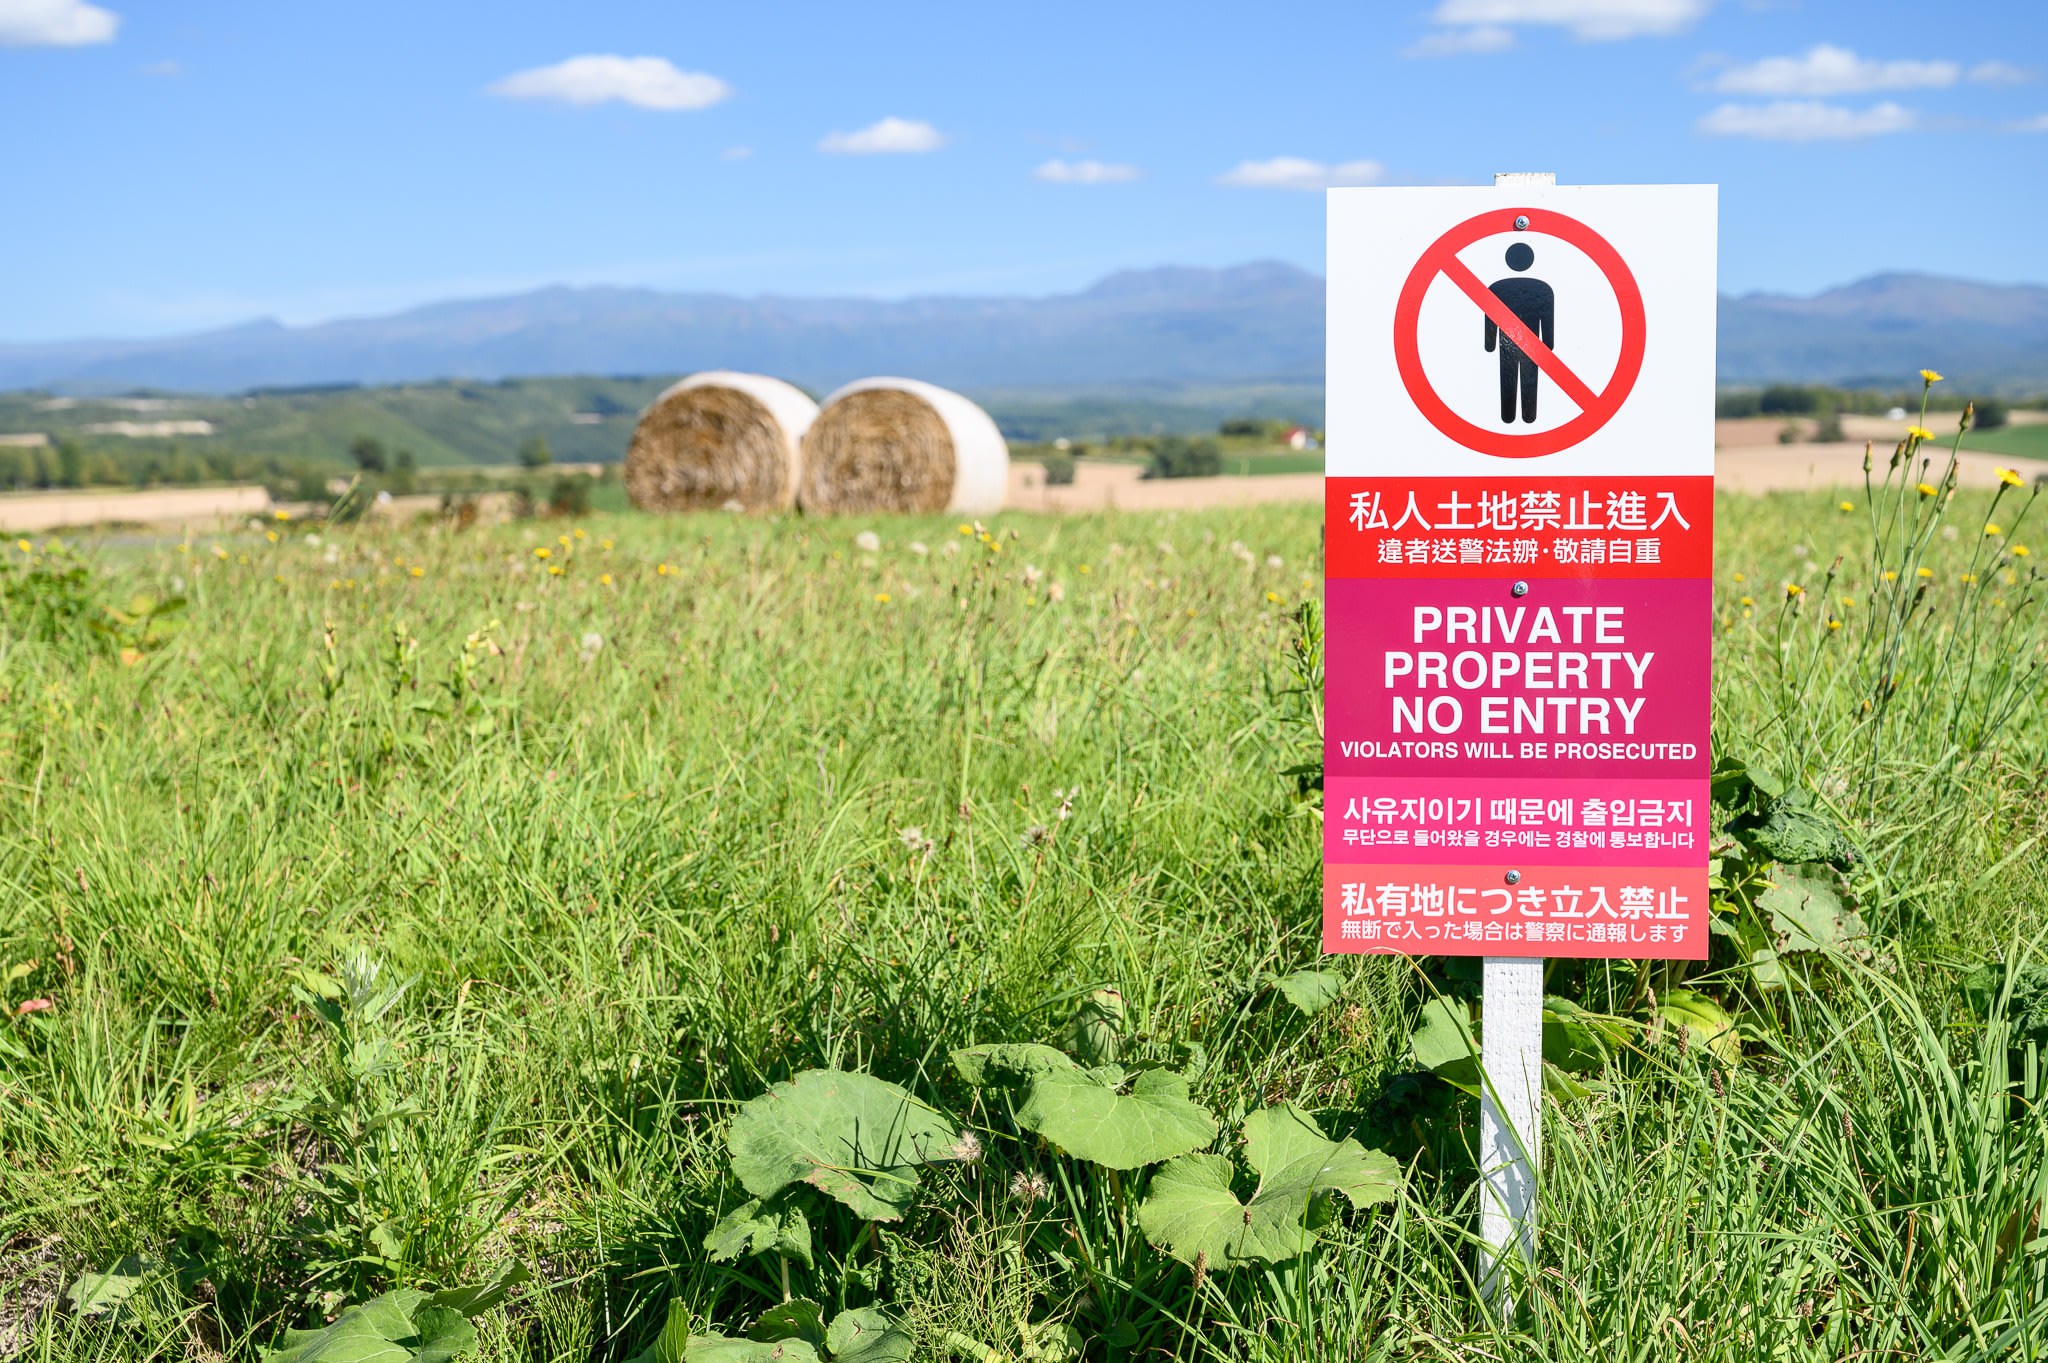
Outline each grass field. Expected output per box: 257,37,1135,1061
2,448,2046,1360
1960,422,2048,463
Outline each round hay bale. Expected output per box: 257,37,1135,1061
799,378,1008,516
624,372,818,513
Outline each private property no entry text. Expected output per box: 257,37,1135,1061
1379,601,1663,737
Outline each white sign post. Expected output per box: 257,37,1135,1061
1478,170,1551,1314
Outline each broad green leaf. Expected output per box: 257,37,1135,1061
1269,970,1344,1016
1658,989,1740,1065
1726,791,1856,870
685,1340,820,1363
951,1044,1076,1087
1541,996,1629,1075
1061,988,1125,1065
1962,963,2048,1050
1408,998,1480,1093
748,1299,825,1348
956,1045,1216,1169
824,1307,913,1363
1542,1061,1597,1100
727,1069,958,1221
704,1194,813,1269
1758,864,1870,957
1012,1066,1217,1170
259,1291,475,1363
1240,1103,1399,1214
427,1262,531,1317
1136,1105,1399,1270
66,1255,168,1322
624,1300,693,1363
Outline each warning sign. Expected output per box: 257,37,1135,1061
1393,208,1645,459
1323,182,1716,961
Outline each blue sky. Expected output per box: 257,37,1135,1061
1,0,2043,341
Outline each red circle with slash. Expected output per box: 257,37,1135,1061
1392,207,1646,458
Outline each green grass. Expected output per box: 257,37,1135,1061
1959,421,2048,463
0,457,2045,1360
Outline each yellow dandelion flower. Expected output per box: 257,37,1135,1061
1960,573,1977,584
410,566,424,578
1078,564,1091,573
1909,429,1936,444
1838,500,1854,512
1785,582,1804,598
657,563,670,575
275,509,291,521
557,535,571,548
958,524,973,535
534,547,550,559
599,573,613,586
1882,571,1897,581
14,539,28,553
1916,566,1933,578
237,555,250,565
987,540,1002,553
1739,595,1754,606
2013,544,2032,557
874,592,892,603
1916,481,1937,496
548,565,563,576
1828,619,1842,631
265,531,279,544
1840,595,1855,608
1732,572,1746,583
274,574,285,583
1920,369,1943,383
1742,609,1753,619
573,528,586,541
1996,467,2024,487
1266,591,1281,602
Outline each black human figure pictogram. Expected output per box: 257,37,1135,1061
1484,242,1554,424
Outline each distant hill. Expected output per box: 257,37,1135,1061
0,264,2042,399
1718,273,2048,392
0,263,1325,396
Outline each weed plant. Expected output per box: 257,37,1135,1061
0,463,2043,1360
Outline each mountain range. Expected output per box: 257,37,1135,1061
2,264,2043,397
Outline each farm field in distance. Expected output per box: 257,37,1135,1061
2,471,2046,1360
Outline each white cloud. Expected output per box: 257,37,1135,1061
1404,24,1514,57
818,117,946,155
488,55,730,111
1428,0,1709,41
0,0,119,47
1033,158,1140,184
720,145,752,161
1970,60,2036,86
1711,44,1957,96
1216,156,1386,190
1697,100,1918,141
2008,113,2048,132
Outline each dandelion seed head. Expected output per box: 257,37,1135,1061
855,530,881,553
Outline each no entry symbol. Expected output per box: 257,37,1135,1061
1392,208,1646,459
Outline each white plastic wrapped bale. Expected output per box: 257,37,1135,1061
624,372,819,513
798,377,1008,516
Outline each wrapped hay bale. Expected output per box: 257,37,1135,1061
624,372,818,513
799,378,1008,516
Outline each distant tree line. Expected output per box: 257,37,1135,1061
1717,384,2025,429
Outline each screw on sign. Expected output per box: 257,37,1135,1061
1392,208,1647,459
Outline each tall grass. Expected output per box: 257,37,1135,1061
0,488,2042,1360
